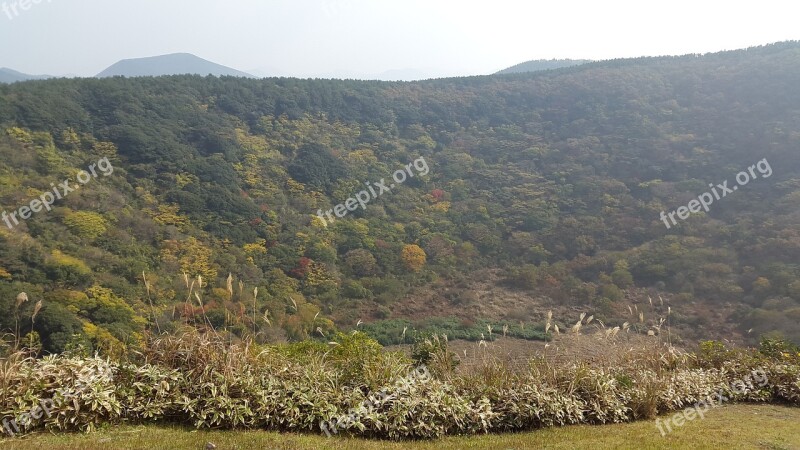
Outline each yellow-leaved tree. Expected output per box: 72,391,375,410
401,244,427,272
63,210,109,240
159,237,218,281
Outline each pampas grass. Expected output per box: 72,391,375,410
13,292,29,350
0,331,797,439
142,272,161,334
31,300,42,324
15,292,28,308
252,287,258,336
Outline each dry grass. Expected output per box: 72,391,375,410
1,329,797,439
391,333,674,374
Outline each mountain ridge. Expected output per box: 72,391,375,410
96,52,254,78
0,68,51,84
496,58,592,74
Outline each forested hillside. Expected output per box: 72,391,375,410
1,42,799,355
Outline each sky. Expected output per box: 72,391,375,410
1,0,799,80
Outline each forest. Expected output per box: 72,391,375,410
1,42,800,355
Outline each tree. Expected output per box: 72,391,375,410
31,302,84,354
401,244,427,272
611,260,635,288
45,250,92,287
287,143,349,192
63,211,109,240
167,237,218,281
344,249,378,277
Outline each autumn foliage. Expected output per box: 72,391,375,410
401,244,427,272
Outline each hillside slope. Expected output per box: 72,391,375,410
1,42,799,353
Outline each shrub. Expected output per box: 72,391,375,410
1,331,798,439
411,334,459,378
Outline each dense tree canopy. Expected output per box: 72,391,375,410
1,42,799,352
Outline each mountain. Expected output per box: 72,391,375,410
0,68,51,83
96,53,254,78
1,42,800,354
496,58,592,74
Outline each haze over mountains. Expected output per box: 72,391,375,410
3,53,598,83
6,52,760,83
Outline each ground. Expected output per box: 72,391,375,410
363,268,744,347
388,334,680,372
2,404,798,450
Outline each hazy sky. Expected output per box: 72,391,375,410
1,0,798,80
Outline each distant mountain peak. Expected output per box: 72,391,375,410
496,59,592,75
0,67,51,83
96,53,254,78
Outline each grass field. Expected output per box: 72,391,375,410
2,404,798,450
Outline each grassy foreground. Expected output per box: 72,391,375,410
2,404,798,450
